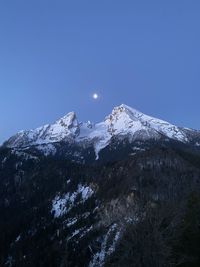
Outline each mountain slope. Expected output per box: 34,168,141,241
1,144,200,267
1,105,200,267
3,104,200,160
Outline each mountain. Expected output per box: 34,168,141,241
1,105,200,267
3,104,200,161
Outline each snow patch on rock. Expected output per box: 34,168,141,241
89,224,121,267
51,184,94,218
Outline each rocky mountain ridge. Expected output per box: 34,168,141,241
3,104,200,160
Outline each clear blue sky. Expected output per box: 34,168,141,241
0,0,200,143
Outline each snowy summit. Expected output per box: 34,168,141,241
3,104,199,159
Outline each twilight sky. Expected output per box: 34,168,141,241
0,1,200,143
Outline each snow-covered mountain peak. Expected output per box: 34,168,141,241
3,112,80,148
55,111,79,131
56,111,76,125
4,104,199,159
112,103,140,114
44,111,80,141
105,104,148,124
104,104,153,137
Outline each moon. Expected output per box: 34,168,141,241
92,93,99,100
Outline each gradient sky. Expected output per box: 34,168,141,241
0,1,200,143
